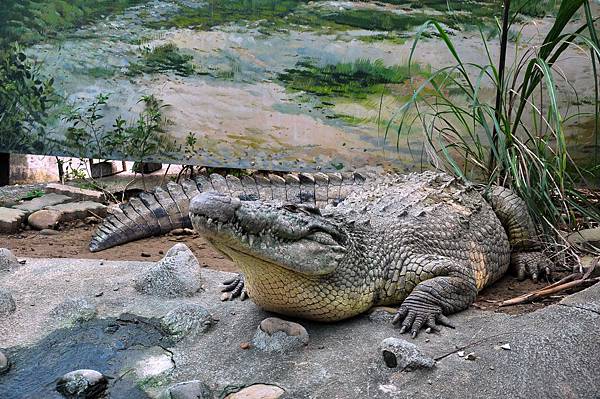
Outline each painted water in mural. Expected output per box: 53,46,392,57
1,1,598,172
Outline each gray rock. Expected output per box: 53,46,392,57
0,207,27,233
56,369,108,398
379,337,435,370
0,288,16,316
46,183,104,202
0,351,9,374
160,304,215,341
14,193,71,213
0,248,20,273
28,209,63,230
567,227,600,245
252,317,309,353
134,244,202,298
50,298,97,326
46,201,107,223
159,380,213,399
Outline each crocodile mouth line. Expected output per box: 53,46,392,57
192,214,344,247
192,213,347,273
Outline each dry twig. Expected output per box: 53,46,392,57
500,257,599,306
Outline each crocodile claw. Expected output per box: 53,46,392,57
221,273,248,301
512,252,554,283
392,304,454,338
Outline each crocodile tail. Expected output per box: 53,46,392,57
89,171,368,252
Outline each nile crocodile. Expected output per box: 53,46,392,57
187,171,553,336
90,171,551,335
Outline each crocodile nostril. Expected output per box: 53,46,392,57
189,192,241,223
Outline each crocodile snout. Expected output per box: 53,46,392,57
189,192,241,223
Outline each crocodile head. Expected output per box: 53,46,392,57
190,192,374,321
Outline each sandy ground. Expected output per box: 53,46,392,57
0,223,569,316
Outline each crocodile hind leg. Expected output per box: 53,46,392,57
391,255,477,337
486,186,554,282
511,251,553,282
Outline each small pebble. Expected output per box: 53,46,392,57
56,369,108,397
141,252,151,258
159,250,164,255
240,342,251,350
457,351,465,357
489,366,495,370
500,343,511,351
427,380,432,385
220,293,230,301
425,339,430,343
464,352,476,361
95,292,104,297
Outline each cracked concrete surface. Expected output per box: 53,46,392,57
0,257,599,398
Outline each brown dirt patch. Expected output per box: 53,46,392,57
1,223,571,315
0,222,239,273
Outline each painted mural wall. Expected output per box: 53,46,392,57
1,1,597,172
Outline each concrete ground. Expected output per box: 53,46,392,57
0,257,599,399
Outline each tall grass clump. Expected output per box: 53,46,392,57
389,0,600,249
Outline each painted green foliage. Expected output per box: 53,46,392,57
128,44,196,77
279,59,422,99
0,0,146,46
0,45,54,152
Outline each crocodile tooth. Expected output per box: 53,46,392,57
217,222,223,232
249,236,255,247
242,235,248,243
207,218,213,225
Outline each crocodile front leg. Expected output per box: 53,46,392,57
222,274,249,300
392,255,477,337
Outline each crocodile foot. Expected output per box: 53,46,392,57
221,274,248,301
392,302,455,338
512,251,553,282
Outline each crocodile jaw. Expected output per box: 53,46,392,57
189,192,347,277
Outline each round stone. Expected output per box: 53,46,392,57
0,288,16,316
225,384,285,399
0,351,10,374
379,337,435,370
252,317,309,353
28,209,62,230
56,369,108,398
